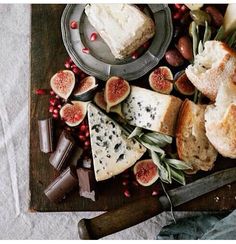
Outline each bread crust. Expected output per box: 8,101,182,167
176,99,218,174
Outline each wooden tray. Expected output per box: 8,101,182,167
30,4,236,212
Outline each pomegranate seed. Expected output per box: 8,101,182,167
173,12,181,20
122,179,129,186
52,113,58,119
83,146,90,151
180,5,187,12
84,140,90,147
49,98,57,106
55,95,60,99
79,135,86,141
64,61,71,69
70,21,78,29
143,41,150,49
50,90,55,96
80,124,87,132
132,180,139,187
152,190,159,196
85,131,90,138
82,47,90,54
53,109,58,114
71,64,77,69
35,89,46,95
67,57,74,65
57,104,62,109
90,32,97,41
174,4,182,9
124,189,131,198
49,106,54,113
72,67,81,75
131,51,138,60
80,73,86,79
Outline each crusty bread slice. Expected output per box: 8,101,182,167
205,76,236,158
176,99,218,174
122,86,182,136
185,41,236,101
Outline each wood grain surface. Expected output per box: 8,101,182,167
29,4,236,212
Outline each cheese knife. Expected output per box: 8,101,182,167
78,167,236,239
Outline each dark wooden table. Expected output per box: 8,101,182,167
30,4,236,212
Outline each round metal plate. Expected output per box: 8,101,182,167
61,4,173,81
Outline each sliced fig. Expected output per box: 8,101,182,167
104,76,130,112
149,66,173,94
73,76,98,101
94,90,124,118
133,159,159,187
174,71,195,96
50,70,75,100
60,101,88,127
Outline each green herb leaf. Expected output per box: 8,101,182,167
164,161,172,184
214,25,225,41
203,20,212,44
128,126,142,139
141,141,165,156
198,40,204,54
170,167,186,185
164,158,193,170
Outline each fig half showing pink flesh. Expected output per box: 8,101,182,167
174,71,195,96
133,159,159,186
50,70,75,100
104,76,130,112
73,76,98,101
149,66,173,94
60,101,88,127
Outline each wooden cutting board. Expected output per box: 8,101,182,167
29,4,236,212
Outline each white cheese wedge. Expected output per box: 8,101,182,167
85,4,155,59
122,86,182,136
88,103,146,181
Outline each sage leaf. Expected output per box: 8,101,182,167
164,161,172,184
128,126,142,139
198,40,204,54
141,141,165,156
164,158,193,170
214,25,225,41
203,20,212,44
170,167,186,185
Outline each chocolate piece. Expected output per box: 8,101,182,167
44,167,78,203
49,131,75,171
77,168,96,201
38,118,53,153
69,146,83,167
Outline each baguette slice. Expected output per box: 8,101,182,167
205,75,236,158
85,4,155,59
185,41,236,101
176,99,218,174
122,86,182,136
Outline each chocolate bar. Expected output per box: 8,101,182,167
38,118,53,153
44,166,78,203
49,131,75,171
68,146,83,167
77,168,96,201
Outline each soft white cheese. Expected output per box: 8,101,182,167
88,103,146,181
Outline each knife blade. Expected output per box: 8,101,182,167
78,167,236,240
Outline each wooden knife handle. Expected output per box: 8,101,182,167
78,195,170,240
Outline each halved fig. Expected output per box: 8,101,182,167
133,159,159,187
94,90,124,118
174,71,195,96
149,66,173,94
60,101,88,127
104,76,130,112
50,70,75,100
73,76,98,101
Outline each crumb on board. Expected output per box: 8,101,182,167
214,196,220,202
227,184,231,189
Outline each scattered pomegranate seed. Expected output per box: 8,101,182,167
55,95,60,99
122,179,129,186
52,113,58,119
80,73,86,79
90,32,97,41
124,189,131,198
67,57,74,65
84,140,90,147
85,131,90,138
35,89,46,95
173,12,181,20
79,135,86,141
49,106,54,113
82,47,90,54
71,64,77,69
70,21,78,29
50,90,55,96
80,124,87,132
152,190,159,196
83,146,90,151
53,109,58,114
132,180,139,187
180,5,187,12
174,4,182,9
72,67,81,75
57,104,62,109
131,51,138,60
49,98,57,106
64,61,71,69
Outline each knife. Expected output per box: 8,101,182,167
78,167,236,239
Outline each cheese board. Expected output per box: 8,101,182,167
29,4,236,212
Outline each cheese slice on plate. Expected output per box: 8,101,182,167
88,103,146,181
122,86,182,136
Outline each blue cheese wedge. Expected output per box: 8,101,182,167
88,103,146,181
85,4,155,59
122,86,182,136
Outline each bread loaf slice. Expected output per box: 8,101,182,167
205,75,236,158
186,41,236,101
176,99,218,174
122,86,182,136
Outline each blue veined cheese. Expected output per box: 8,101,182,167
122,86,182,136
87,103,146,181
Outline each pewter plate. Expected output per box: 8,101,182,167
61,4,173,81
